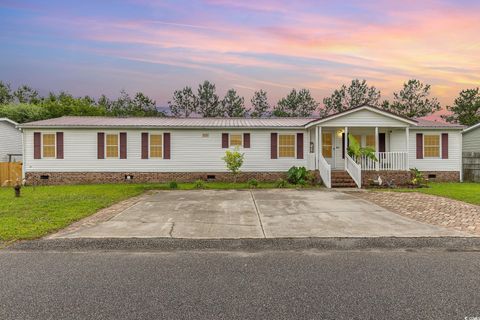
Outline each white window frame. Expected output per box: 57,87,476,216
149,132,164,159
278,133,296,159
229,133,243,148
42,133,56,159
423,133,441,159
105,133,120,159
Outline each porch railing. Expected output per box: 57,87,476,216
360,152,408,171
346,154,362,188
318,154,331,188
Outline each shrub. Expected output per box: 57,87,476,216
222,147,245,183
410,168,427,187
275,178,288,188
194,179,205,189
306,171,317,185
287,166,308,185
168,181,178,189
247,179,259,189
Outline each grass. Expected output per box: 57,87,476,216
388,182,480,206
0,181,317,242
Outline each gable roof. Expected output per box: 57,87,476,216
304,105,417,128
463,122,480,133
0,118,19,127
19,116,316,129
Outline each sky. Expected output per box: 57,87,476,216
1,0,479,116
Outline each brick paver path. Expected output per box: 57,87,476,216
348,191,480,235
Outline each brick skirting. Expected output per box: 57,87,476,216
362,170,460,186
25,171,289,185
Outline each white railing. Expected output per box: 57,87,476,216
318,154,331,188
307,153,316,170
360,152,408,171
346,154,362,188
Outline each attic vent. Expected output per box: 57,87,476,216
202,133,209,138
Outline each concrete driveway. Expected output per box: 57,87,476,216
51,189,468,239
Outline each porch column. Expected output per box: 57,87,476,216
344,126,348,169
315,126,320,169
375,127,379,171
318,126,322,163
405,126,410,171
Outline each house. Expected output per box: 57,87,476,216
18,105,465,187
462,122,480,182
0,118,22,162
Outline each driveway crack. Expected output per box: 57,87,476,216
169,222,175,238
250,190,266,238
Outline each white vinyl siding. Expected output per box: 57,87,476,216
23,129,308,172
0,120,22,162
319,109,410,127
409,129,461,171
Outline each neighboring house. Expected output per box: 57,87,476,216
462,123,480,182
18,105,465,187
0,118,22,162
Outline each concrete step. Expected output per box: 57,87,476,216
331,171,357,188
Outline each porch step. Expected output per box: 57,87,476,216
331,171,357,188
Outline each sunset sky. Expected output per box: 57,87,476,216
1,0,479,115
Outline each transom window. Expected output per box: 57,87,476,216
150,134,163,158
106,134,119,158
322,133,332,158
424,135,440,158
42,134,56,158
366,135,375,148
229,134,242,147
279,134,295,158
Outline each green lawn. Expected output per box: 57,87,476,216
0,181,311,242
393,182,480,206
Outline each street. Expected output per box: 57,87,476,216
1,247,479,320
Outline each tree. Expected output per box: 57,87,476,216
382,79,441,118
197,81,221,117
272,88,318,117
168,86,197,117
222,89,246,117
322,79,381,116
250,90,270,118
0,81,14,104
0,103,48,123
442,88,480,126
222,147,245,183
107,90,163,117
13,85,40,104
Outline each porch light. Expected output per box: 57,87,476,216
337,129,344,137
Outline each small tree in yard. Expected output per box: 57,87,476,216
222,147,244,183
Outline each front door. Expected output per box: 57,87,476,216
322,132,334,167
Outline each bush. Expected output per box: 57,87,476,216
306,171,317,185
275,178,288,188
194,179,205,189
287,166,308,185
410,168,427,187
222,147,245,183
247,179,259,189
168,181,178,189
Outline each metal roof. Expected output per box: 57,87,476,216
413,118,465,129
19,116,317,129
463,122,480,133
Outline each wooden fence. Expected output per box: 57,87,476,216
463,152,480,182
0,162,23,186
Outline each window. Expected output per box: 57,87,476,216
279,134,295,158
351,134,362,145
106,134,119,158
150,134,163,158
322,133,332,158
229,133,242,147
424,135,440,158
42,134,56,158
366,135,375,148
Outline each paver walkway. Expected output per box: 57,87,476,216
348,191,480,235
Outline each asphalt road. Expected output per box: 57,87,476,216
1,248,480,320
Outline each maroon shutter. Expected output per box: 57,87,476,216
97,132,105,159
442,133,448,159
222,133,229,148
416,133,423,159
34,132,41,159
163,133,171,159
378,133,386,152
141,133,149,159
296,133,304,159
341,133,345,159
243,133,250,148
271,133,277,159
120,132,127,159
56,132,64,159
